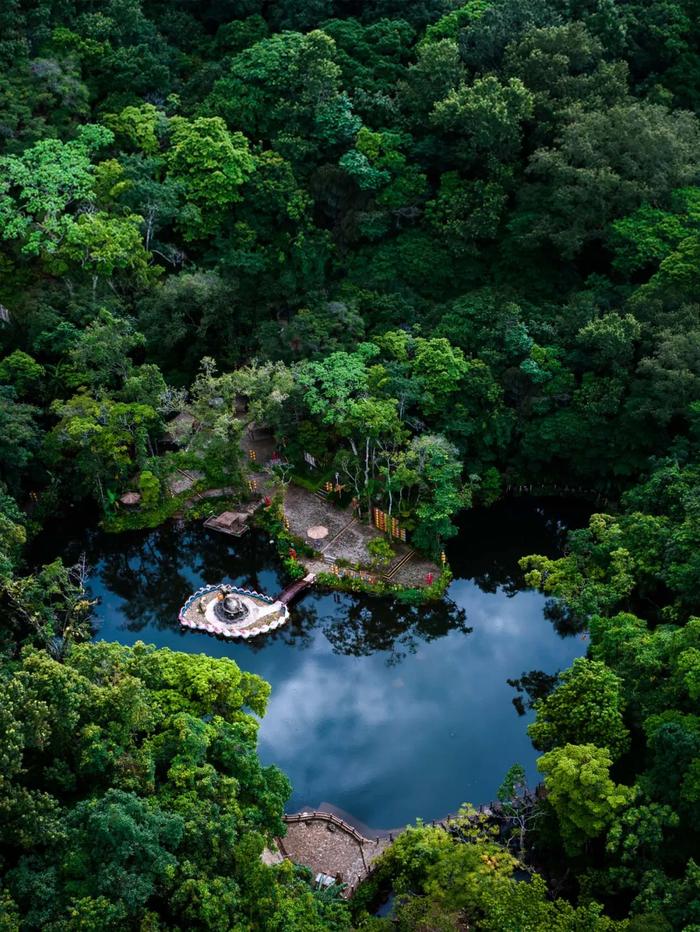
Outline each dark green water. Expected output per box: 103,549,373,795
41,498,589,830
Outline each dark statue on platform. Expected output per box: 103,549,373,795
214,585,250,624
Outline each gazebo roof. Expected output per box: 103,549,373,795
214,511,246,528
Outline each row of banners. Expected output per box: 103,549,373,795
372,508,407,541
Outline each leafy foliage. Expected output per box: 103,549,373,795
0,642,347,929
2,0,700,926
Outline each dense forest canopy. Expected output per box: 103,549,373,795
1,0,700,928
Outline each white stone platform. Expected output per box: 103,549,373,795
179,585,289,639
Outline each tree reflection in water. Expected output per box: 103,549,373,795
319,595,471,666
447,497,592,597
27,498,591,822
92,524,472,663
30,495,589,662
95,522,282,636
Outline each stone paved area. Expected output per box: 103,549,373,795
284,484,352,549
167,469,205,495
283,484,442,587
240,425,277,465
279,815,390,893
391,552,441,587
261,846,284,866
322,517,383,565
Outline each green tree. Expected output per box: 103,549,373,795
0,389,41,489
166,116,255,239
104,102,164,155
137,270,242,371
67,310,146,390
606,795,680,872
3,557,94,655
44,789,183,920
59,211,153,289
371,815,625,930
432,75,534,166
409,434,467,556
207,30,359,152
609,187,700,275
411,337,469,418
50,394,159,509
520,513,636,621
367,536,395,571
0,351,45,399
576,313,642,372
529,658,630,758
0,642,344,930
399,38,464,123
138,470,160,508
0,124,113,256
537,744,634,854
0,492,26,586
514,102,700,257
504,22,628,137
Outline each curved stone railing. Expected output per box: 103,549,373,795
179,583,275,619
279,810,384,898
282,810,379,847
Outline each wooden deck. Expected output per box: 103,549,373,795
203,510,250,536
278,573,315,606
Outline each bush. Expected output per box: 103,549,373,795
138,470,161,508
367,536,395,570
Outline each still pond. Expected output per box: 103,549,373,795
42,498,589,830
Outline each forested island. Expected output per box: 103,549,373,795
1,0,700,928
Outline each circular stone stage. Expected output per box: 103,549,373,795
179,584,289,639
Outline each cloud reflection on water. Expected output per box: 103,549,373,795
252,584,583,826
53,498,591,827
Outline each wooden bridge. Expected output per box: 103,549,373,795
278,573,316,606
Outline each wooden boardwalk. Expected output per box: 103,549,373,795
278,573,315,605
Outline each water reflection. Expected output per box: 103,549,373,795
447,497,591,595
319,595,471,666
90,521,283,637
36,497,590,827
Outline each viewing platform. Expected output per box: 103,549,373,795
278,811,390,897
179,584,288,639
178,575,315,640
203,510,250,536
